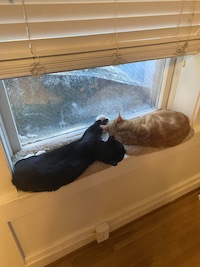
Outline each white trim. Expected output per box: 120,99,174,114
157,58,176,108
0,81,21,153
167,56,184,110
0,117,13,170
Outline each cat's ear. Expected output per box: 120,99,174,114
100,125,109,131
117,113,124,122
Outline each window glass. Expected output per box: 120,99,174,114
3,59,165,145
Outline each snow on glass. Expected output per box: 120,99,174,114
4,60,164,145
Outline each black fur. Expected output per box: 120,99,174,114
12,119,126,192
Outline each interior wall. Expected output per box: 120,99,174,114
173,53,200,120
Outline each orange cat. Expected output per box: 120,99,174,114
100,110,191,148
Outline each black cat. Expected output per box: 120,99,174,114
12,118,126,192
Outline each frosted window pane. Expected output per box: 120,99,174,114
4,60,165,145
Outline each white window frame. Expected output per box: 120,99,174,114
0,81,21,158
0,57,176,166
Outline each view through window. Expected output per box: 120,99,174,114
3,59,165,145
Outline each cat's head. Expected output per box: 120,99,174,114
96,136,126,166
100,113,125,135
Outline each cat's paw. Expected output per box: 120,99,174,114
96,114,110,121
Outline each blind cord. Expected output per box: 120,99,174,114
22,0,46,77
112,0,127,65
175,0,197,67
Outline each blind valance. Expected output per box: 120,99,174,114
0,0,200,78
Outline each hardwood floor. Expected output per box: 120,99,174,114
46,188,200,267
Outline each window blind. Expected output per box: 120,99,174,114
0,0,200,78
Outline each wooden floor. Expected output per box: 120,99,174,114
46,188,200,267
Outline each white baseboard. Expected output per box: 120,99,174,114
26,173,200,267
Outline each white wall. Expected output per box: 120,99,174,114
173,54,200,120
0,54,200,267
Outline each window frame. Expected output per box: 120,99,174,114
0,57,174,167
0,81,21,154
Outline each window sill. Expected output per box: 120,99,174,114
2,127,196,206
11,108,158,164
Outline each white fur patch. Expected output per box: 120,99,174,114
22,150,46,159
95,114,110,121
23,153,35,159
35,150,46,156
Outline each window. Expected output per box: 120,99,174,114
1,59,165,153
